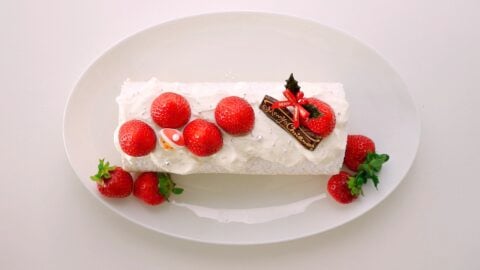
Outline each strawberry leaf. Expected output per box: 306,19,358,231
285,73,301,95
90,159,116,183
303,104,322,118
157,173,172,200
371,174,379,189
172,188,184,195
157,172,184,200
347,176,363,196
368,153,389,172
347,152,389,196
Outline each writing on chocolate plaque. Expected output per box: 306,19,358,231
260,95,322,151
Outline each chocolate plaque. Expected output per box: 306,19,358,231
259,95,322,151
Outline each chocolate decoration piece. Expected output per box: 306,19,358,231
260,95,322,151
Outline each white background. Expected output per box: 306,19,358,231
1,0,479,269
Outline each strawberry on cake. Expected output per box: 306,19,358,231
114,74,350,175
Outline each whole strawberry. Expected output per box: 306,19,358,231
134,172,183,205
151,92,191,128
343,135,389,197
327,171,357,204
302,98,336,137
327,134,389,204
344,134,376,171
183,119,223,156
215,96,255,135
118,119,156,157
90,159,133,198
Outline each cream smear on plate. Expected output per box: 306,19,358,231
172,193,326,224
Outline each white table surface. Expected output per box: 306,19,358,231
1,0,479,269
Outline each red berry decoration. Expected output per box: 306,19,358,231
302,98,336,137
344,134,376,171
90,159,133,198
134,172,183,205
327,171,357,204
151,92,191,128
118,119,157,157
183,119,223,157
215,96,255,135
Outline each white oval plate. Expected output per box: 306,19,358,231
63,12,420,245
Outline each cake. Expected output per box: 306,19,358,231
114,77,349,175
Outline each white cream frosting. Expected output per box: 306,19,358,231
114,78,349,175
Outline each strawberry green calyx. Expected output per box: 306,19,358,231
285,73,301,95
90,159,116,183
302,103,321,118
157,173,184,201
347,152,389,196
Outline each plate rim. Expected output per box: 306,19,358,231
63,11,421,245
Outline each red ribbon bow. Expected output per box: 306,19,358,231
272,90,310,128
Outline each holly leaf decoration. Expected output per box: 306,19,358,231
285,73,301,95
90,159,116,184
284,73,322,119
157,172,184,201
347,152,390,196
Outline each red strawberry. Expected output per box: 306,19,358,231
328,135,389,205
215,96,255,135
344,134,376,171
90,159,133,198
183,119,223,156
151,92,191,128
118,119,156,157
302,98,336,137
134,172,183,205
327,171,357,204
